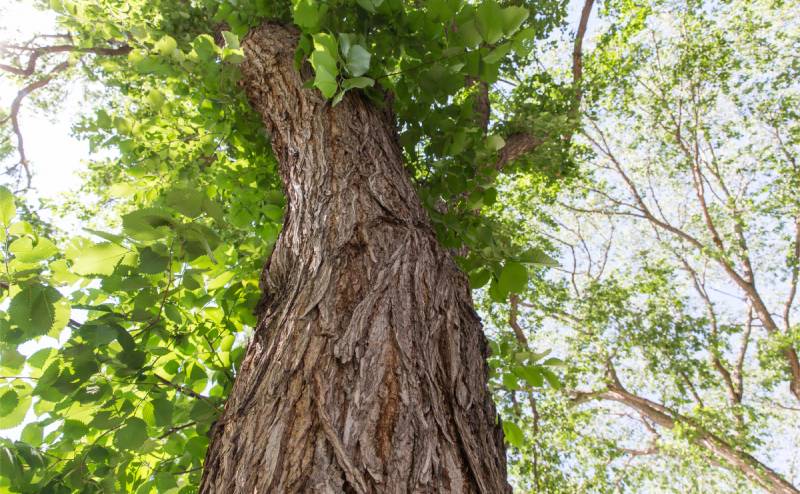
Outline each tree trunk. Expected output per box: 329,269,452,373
199,24,510,493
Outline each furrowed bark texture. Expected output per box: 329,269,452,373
200,24,510,493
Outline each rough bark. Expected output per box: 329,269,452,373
199,24,510,493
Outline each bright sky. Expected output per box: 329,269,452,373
0,1,89,200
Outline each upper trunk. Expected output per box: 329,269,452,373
199,24,510,493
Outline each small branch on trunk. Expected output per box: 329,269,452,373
785,215,800,330
508,294,530,347
733,305,753,401
493,0,594,169
493,132,544,170
2,61,69,188
154,374,217,407
158,421,198,440
679,371,705,408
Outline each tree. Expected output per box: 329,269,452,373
485,0,800,492
0,0,584,492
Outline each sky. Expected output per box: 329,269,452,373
0,1,90,200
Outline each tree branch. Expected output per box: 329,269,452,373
571,0,596,119
575,362,800,494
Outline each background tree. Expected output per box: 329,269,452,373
484,0,800,492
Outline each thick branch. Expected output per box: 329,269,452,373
574,365,799,494
571,0,595,118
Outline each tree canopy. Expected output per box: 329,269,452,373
0,0,798,492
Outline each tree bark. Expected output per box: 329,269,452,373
199,24,510,493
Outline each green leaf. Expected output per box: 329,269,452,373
122,208,176,241
338,33,354,58
456,20,483,48
186,392,215,420
331,90,346,107
499,6,529,35
192,34,218,61
469,268,492,289
138,247,169,274
483,43,512,64
502,420,525,447
7,221,32,236
262,204,284,221
9,236,58,263
165,188,204,218
540,368,562,390
185,435,209,459
515,365,543,387
312,33,339,60
8,284,61,338
0,186,15,226
146,89,165,111
476,1,504,44
0,389,18,416
21,423,43,446
114,418,148,450
186,363,208,394
488,278,505,302
50,297,70,337
309,34,339,100
0,383,31,429
498,261,528,295
26,348,52,369
342,76,374,90
345,44,371,77
293,0,327,30
486,134,505,151
152,398,173,427
155,472,178,492
0,444,22,484
221,31,239,49
518,248,558,267
155,35,177,56
312,63,338,99
222,49,244,64
79,324,118,346
356,0,377,13
502,372,520,390
66,240,130,276
0,348,25,374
